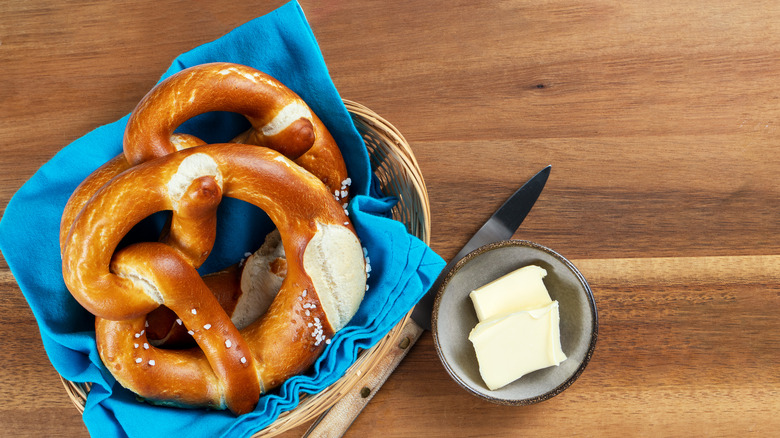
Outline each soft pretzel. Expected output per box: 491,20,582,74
61,144,367,414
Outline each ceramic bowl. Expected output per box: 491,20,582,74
432,240,598,405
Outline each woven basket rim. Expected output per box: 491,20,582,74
61,100,432,436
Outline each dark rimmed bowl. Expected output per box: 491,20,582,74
431,240,598,405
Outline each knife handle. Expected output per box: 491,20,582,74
303,318,424,438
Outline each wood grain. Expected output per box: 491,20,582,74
303,319,425,438
1,0,779,436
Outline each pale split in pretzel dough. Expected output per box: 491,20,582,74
115,267,165,305
166,153,223,211
235,231,286,330
236,223,365,333
261,101,313,137
302,222,365,332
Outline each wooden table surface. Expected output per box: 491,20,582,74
2,1,779,436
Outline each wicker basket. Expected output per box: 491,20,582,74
61,100,432,436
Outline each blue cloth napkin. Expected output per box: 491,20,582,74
0,2,445,437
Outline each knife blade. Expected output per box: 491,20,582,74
411,164,551,330
304,165,551,438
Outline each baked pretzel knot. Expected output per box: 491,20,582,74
60,64,366,415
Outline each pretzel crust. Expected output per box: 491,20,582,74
61,145,365,414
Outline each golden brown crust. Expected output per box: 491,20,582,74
61,64,364,415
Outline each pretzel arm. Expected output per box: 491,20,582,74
100,242,260,414
124,63,349,197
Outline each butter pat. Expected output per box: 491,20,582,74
468,302,567,390
469,265,551,321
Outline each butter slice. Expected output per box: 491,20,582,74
469,265,551,321
468,302,567,390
